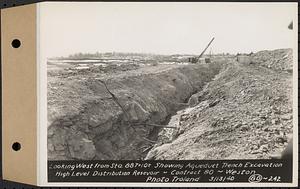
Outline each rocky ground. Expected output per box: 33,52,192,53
48,60,224,160
48,48,293,160
146,48,293,160
250,48,293,72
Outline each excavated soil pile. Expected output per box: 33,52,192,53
146,49,293,160
250,48,293,72
48,62,223,160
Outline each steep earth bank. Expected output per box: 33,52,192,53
48,62,224,160
146,49,293,160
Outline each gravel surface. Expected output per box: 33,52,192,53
146,49,293,160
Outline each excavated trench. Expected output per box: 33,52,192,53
48,60,226,160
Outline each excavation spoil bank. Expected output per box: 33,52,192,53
48,49,293,161
48,61,223,160
146,49,293,160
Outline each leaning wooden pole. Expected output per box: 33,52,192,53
98,80,135,130
99,80,176,132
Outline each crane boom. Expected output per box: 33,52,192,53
197,37,215,59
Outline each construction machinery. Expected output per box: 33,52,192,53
188,37,215,64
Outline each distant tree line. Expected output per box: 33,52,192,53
63,52,172,60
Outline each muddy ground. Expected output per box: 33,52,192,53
48,49,293,160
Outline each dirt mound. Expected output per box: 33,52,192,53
48,62,223,160
250,48,292,72
146,51,293,160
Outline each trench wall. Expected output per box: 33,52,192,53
48,62,223,160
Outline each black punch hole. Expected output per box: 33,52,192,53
12,142,21,151
11,39,21,48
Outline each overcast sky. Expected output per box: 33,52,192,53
39,2,297,57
